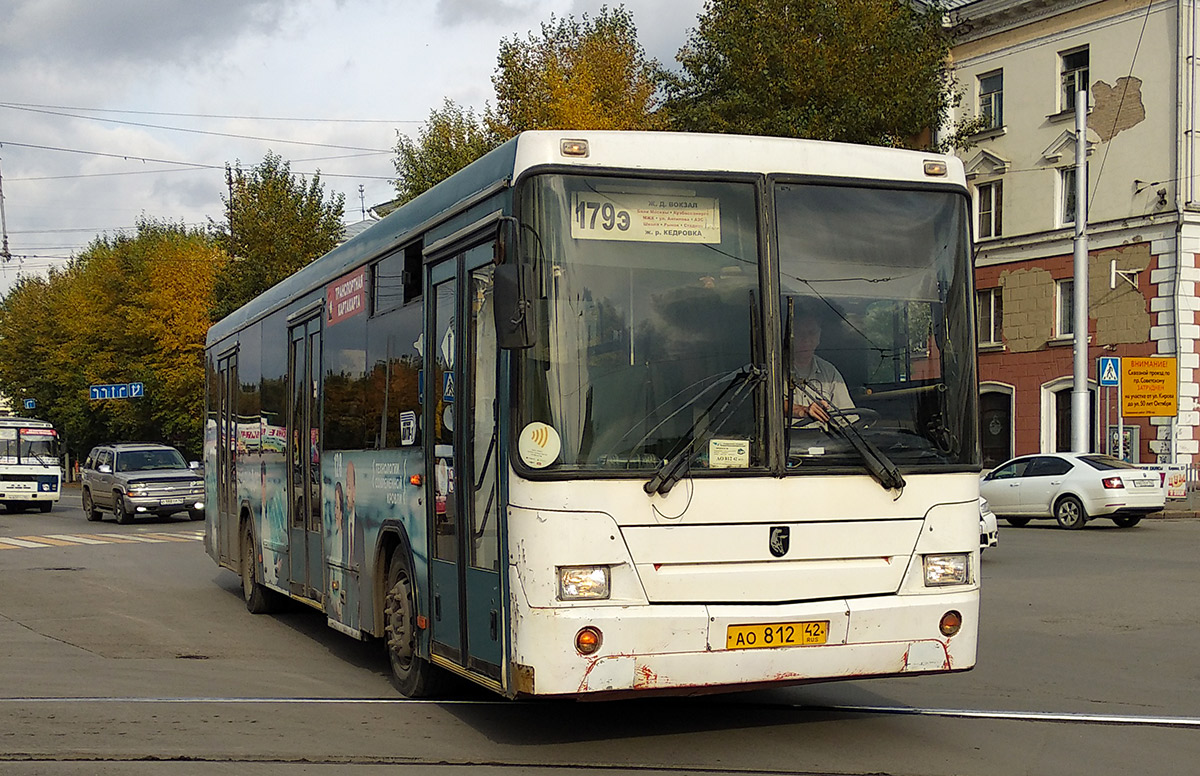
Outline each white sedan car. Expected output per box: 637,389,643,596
980,453,1164,530
979,497,999,551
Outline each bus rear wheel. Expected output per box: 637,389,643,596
384,552,443,698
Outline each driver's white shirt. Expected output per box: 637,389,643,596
791,354,853,411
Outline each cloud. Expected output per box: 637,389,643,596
0,0,292,71
434,0,538,26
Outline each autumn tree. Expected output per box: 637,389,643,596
391,6,665,203
392,100,500,205
488,6,665,135
0,220,225,459
665,0,969,149
211,152,345,319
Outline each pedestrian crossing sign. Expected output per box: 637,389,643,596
1098,357,1120,387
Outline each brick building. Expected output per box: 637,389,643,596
945,0,1200,465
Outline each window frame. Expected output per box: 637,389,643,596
1056,277,1075,338
1060,167,1077,227
1060,47,1089,113
979,70,1004,130
976,180,1002,239
977,287,1003,346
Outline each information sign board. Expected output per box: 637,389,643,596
1120,357,1177,417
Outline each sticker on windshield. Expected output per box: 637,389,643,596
709,439,749,468
519,422,561,469
571,192,721,244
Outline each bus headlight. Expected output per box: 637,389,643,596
557,566,610,601
923,554,970,587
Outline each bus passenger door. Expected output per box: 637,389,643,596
216,350,238,564
287,316,324,603
427,242,504,684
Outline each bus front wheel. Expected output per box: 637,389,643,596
384,552,443,698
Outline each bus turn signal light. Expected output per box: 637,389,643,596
939,610,963,637
410,474,422,486
575,626,603,655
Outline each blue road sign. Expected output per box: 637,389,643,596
90,383,145,400
1098,357,1120,387
23,399,35,410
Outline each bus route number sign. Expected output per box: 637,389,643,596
726,620,829,650
571,192,721,244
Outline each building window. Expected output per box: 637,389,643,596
977,180,1002,238
977,287,1003,345
979,70,1003,129
1060,47,1089,112
1060,167,1077,225
1056,278,1074,337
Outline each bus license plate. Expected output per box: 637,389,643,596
726,621,829,650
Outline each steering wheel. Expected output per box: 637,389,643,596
789,406,880,431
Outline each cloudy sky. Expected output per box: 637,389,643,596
0,0,706,294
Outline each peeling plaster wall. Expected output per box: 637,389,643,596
1091,77,1147,141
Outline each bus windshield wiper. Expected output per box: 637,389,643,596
793,385,905,492
644,363,764,496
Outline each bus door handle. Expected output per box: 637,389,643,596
490,610,498,641
434,595,441,621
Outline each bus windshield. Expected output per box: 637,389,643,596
779,182,977,471
514,173,976,475
0,427,59,465
517,174,762,472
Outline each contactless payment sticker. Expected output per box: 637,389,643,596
519,422,561,469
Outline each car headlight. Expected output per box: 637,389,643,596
923,554,970,587
557,566,611,601
127,483,149,496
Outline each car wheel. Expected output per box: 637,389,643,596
82,489,102,522
1054,495,1087,530
240,521,279,614
1005,517,1031,527
114,494,133,525
1112,515,1142,528
384,550,444,698
188,509,205,521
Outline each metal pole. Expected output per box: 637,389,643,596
0,157,11,263
1072,89,1091,452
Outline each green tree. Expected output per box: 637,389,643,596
211,152,345,319
665,0,970,149
392,100,500,206
488,6,665,135
0,220,224,459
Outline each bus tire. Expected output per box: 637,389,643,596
39,502,52,513
114,494,133,524
384,551,443,698
240,521,278,614
82,489,102,521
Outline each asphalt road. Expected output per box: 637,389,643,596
1,496,1197,775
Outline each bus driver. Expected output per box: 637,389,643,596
788,304,854,424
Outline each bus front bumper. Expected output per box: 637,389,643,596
509,589,979,698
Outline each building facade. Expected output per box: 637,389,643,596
945,0,1200,465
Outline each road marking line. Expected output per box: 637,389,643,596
77,534,137,543
44,534,109,545
0,537,52,548
94,533,166,543
16,535,77,546
0,542,23,549
139,533,199,542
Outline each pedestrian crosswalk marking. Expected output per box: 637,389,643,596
0,537,52,549
0,531,203,552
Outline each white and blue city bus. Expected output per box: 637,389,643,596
205,131,980,698
0,417,62,512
